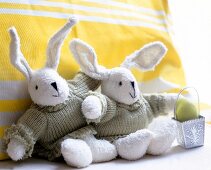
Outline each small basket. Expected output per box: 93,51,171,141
172,87,205,149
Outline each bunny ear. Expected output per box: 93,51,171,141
45,18,77,70
70,38,110,80
9,27,32,80
121,41,167,71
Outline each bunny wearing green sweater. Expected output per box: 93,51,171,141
4,19,117,168
70,39,177,161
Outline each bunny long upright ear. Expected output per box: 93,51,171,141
9,27,32,80
46,18,77,70
121,41,167,71
70,38,110,80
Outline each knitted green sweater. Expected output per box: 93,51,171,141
88,92,168,141
4,72,100,160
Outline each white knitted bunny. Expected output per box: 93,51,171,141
70,39,177,161
4,19,117,168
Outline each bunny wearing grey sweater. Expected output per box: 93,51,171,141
4,19,117,168
70,39,177,161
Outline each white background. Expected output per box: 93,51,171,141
169,0,211,104
1,1,211,169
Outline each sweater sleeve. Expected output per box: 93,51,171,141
4,108,47,159
85,92,117,124
67,72,101,96
143,93,174,117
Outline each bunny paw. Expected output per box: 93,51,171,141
82,96,102,120
7,139,25,161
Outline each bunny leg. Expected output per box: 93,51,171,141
83,134,117,162
61,138,92,168
147,117,176,155
114,129,152,160
7,138,26,161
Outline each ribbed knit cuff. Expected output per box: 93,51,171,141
4,124,35,159
143,94,166,117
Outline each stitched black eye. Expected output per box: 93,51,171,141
119,81,122,86
35,85,38,90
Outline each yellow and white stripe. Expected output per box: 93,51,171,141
139,77,180,93
0,0,185,160
0,81,29,100
1,0,166,21
0,9,167,32
0,0,168,32
83,0,166,16
0,112,23,126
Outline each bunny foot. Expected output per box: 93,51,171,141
147,117,176,155
61,138,92,168
114,129,152,160
84,134,117,162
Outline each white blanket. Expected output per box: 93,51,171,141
1,124,210,170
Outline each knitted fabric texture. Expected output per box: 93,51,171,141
89,93,167,141
4,72,100,160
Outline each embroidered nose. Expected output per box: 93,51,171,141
51,82,58,91
131,81,135,89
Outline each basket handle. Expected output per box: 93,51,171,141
174,87,200,120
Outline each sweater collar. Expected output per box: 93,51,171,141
33,100,68,113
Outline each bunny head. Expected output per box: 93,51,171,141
70,39,167,105
9,19,77,106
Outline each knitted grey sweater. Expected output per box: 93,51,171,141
4,72,100,161
87,92,168,141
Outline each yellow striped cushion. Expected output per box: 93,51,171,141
0,0,185,160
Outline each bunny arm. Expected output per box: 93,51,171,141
68,72,101,96
4,108,47,159
82,93,176,140
142,93,177,117
82,92,176,124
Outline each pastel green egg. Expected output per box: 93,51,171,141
175,98,199,122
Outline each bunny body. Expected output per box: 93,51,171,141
84,92,167,141
4,19,117,168
5,72,100,160
71,39,177,160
